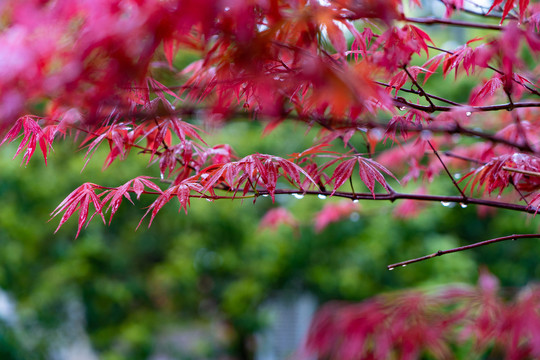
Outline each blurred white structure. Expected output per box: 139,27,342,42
256,293,316,360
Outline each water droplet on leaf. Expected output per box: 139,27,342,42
402,264,407,267
292,193,304,199
454,173,461,179
353,199,359,203
388,267,394,271
460,203,467,208
441,201,451,207
466,111,472,117
318,194,327,200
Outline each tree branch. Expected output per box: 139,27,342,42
428,140,467,199
404,16,504,31
387,234,540,269
403,65,436,111
393,97,540,114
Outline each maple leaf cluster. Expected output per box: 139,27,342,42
0,1,539,261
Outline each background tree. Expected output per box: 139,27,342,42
1,0,540,359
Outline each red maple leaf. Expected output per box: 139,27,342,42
50,183,107,238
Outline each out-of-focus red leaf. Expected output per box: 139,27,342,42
487,0,530,23
163,38,178,68
304,269,540,360
314,200,360,232
259,207,298,230
393,186,428,218
469,75,503,105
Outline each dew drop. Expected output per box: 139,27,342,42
160,173,164,180
466,111,472,117
292,193,305,199
206,198,213,202
262,194,269,198
454,173,461,179
399,106,406,111
388,267,395,271
353,199,359,203
402,264,407,267
460,203,468,208
441,201,451,207
318,194,327,200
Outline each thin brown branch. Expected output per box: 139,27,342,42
387,234,540,269
509,177,530,206
404,16,504,31
375,81,461,106
247,188,538,214
503,166,540,177
403,65,436,111
394,97,540,114
443,151,485,165
428,141,467,199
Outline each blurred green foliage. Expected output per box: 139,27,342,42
0,120,538,359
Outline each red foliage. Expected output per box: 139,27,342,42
0,1,539,260
304,270,540,360
314,200,360,232
3,0,540,356
259,207,298,231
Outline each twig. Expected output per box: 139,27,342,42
248,189,539,214
443,151,485,165
387,234,540,269
375,81,461,106
503,166,540,178
403,65,436,111
428,141,467,199
404,16,504,31
393,98,540,114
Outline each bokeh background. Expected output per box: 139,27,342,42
0,1,538,360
